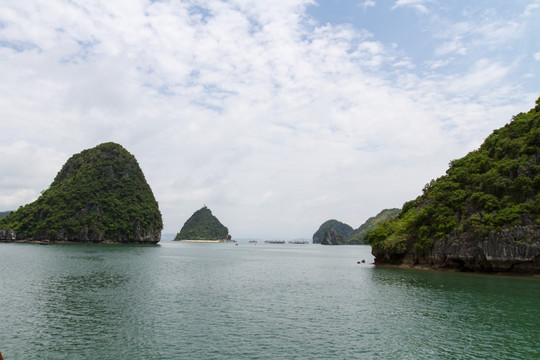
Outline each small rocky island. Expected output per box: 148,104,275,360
0,142,163,244
174,206,232,242
366,98,540,274
313,219,353,244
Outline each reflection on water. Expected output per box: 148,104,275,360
1,243,539,359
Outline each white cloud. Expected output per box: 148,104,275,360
432,16,522,59
439,59,512,96
0,142,67,208
474,21,522,46
427,58,451,70
435,38,467,56
360,0,376,10
392,0,432,13
535,52,540,61
524,0,540,16
0,0,536,239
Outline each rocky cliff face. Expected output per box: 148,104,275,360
374,226,540,273
0,229,16,241
0,142,162,244
321,228,342,245
430,226,540,272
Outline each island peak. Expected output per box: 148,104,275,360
174,206,231,242
0,142,163,244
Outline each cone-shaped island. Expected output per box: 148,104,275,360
174,206,232,242
0,142,163,244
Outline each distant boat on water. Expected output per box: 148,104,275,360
288,240,310,244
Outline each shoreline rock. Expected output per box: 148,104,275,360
373,226,540,274
0,238,159,245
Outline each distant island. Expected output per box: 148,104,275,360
347,208,400,245
313,209,400,245
0,142,162,244
366,97,540,274
174,206,232,242
0,211,12,219
312,219,353,244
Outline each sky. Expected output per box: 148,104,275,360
0,0,539,240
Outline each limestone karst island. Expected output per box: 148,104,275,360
0,142,163,244
365,97,540,274
174,206,232,242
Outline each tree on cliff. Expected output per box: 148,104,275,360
0,142,163,243
175,206,230,240
366,97,540,272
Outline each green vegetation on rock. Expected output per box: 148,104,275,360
0,142,162,243
175,206,230,240
366,98,540,272
313,219,354,244
347,208,400,244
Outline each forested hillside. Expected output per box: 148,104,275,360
312,219,353,244
0,142,162,243
175,206,230,240
366,98,540,272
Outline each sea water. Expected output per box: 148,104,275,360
0,242,539,359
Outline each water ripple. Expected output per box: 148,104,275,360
1,243,539,359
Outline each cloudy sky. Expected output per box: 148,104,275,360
1,0,539,239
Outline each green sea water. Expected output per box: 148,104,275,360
0,242,538,359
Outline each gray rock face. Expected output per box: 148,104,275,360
0,229,16,241
426,226,540,273
321,228,343,245
374,226,540,273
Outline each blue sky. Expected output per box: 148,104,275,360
0,0,539,239
311,1,539,90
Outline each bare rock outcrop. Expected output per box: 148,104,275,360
321,228,342,245
424,226,540,273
